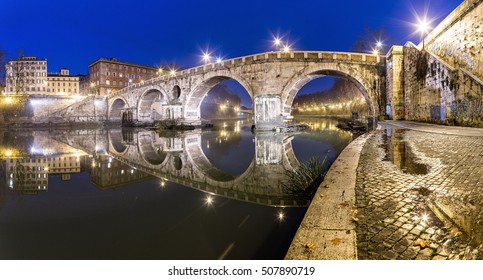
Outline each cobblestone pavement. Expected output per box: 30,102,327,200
355,124,483,260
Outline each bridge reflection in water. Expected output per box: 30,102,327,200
0,118,355,259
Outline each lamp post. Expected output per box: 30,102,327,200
202,52,211,64
273,37,282,51
417,19,430,50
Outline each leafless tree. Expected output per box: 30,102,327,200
0,46,6,93
352,25,392,54
7,49,28,95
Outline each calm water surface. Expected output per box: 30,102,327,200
0,117,355,259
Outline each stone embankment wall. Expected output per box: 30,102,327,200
402,44,483,127
425,0,483,80
386,0,483,127
52,96,108,122
0,96,86,125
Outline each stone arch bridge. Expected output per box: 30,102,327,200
108,51,385,130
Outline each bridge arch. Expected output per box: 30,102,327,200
184,70,254,116
109,97,130,122
137,87,169,122
281,63,378,116
172,85,181,99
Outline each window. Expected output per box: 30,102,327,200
106,80,110,85
106,72,110,76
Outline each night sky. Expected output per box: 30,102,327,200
1,0,463,102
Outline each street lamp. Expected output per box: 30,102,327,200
202,51,211,64
417,18,431,50
282,44,291,53
273,37,282,51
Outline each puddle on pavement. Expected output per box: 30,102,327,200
380,128,429,175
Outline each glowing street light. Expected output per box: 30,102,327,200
216,57,223,64
416,18,431,49
282,44,291,53
273,37,282,50
372,49,380,56
376,41,383,49
202,51,211,63
170,69,176,76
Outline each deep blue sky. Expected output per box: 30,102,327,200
1,0,463,102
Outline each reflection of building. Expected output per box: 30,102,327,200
5,158,48,194
90,155,153,189
3,154,84,194
46,68,80,95
88,58,157,96
47,155,82,175
5,56,48,95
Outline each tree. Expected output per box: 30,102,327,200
352,25,392,54
7,50,28,95
0,47,6,93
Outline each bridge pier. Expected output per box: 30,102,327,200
254,95,283,131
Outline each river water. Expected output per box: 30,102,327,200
0,117,356,259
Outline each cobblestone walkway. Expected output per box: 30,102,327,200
355,125,482,260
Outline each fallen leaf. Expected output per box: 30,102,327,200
322,185,329,188
331,238,342,245
352,216,359,222
337,202,350,208
304,242,317,249
415,239,430,248
451,228,463,237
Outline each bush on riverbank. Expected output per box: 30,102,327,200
282,156,329,197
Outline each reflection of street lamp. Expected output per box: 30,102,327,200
90,82,95,96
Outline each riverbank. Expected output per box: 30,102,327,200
286,120,483,260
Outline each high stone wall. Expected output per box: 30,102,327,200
425,0,483,80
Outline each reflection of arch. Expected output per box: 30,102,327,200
108,130,129,155
137,131,168,166
173,155,183,170
137,88,168,121
185,70,253,113
282,64,377,115
109,98,129,121
186,142,235,182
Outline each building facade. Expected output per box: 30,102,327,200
88,58,158,96
5,56,48,95
46,68,80,95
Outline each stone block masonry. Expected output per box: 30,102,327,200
425,0,483,81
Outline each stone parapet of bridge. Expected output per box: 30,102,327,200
107,51,385,130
